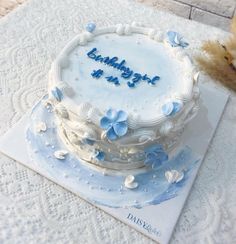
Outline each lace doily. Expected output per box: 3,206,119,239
0,0,235,243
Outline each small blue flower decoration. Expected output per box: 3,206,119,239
144,144,168,169
100,109,128,141
94,150,105,161
167,31,189,48
51,87,63,102
162,101,182,116
86,22,96,33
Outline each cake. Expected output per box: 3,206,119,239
26,22,200,207
26,23,200,208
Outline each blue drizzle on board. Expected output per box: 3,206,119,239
26,96,200,208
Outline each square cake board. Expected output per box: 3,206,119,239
0,82,228,244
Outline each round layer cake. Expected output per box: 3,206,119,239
48,23,200,172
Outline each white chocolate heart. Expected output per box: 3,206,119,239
124,175,138,189
54,150,68,160
165,170,184,184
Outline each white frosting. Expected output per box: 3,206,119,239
59,34,189,121
49,24,196,126
48,23,200,172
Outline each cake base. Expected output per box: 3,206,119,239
0,82,228,243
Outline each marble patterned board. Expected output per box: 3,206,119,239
0,82,228,243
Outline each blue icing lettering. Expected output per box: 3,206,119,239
121,68,133,79
150,76,160,85
142,74,160,85
103,56,111,64
106,76,120,86
91,69,103,79
120,66,127,72
127,81,136,88
116,60,126,70
95,55,104,62
142,74,148,80
87,48,161,88
132,73,142,83
108,57,119,66
87,48,97,59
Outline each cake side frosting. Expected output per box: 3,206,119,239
47,23,200,172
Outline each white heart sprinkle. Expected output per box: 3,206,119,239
124,175,138,189
54,150,68,160
165,170,184,184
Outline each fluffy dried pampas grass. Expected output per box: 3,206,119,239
196,17,236,91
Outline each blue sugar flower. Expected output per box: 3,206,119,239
144,144,168,169
100,109,128,141
167,31,189,48
162,101,182,116
51,87,63,102
86,23,96,33
94,150,105,161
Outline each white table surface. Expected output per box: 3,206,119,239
0,0,235,243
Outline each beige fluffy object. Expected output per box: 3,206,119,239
0,0,26,17
196,16,236,91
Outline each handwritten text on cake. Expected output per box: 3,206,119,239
87,48,160,88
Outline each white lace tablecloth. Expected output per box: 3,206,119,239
0,0,235,243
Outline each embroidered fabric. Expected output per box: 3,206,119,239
0,0,235,243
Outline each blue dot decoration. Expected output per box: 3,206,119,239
86,23,96,33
